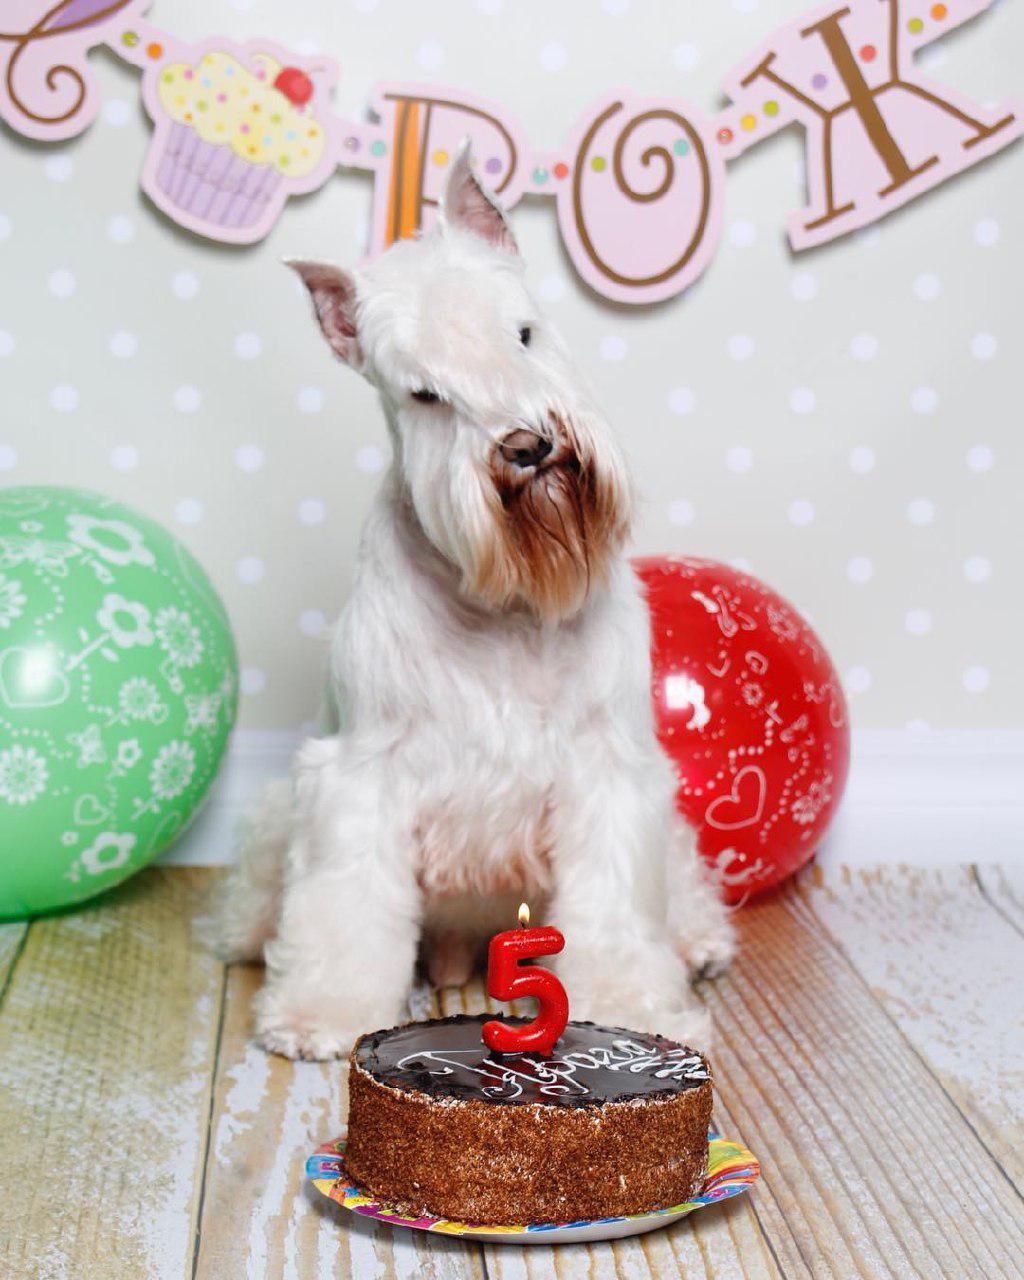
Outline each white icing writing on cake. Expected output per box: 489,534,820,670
395,1038,708,1101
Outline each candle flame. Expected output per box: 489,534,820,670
518,902,530,927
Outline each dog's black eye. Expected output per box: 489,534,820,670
412,388,441,404
519,326,532,348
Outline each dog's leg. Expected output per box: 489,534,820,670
424,931,477,988
253,749,420,1060
667,819,736,979
548,752,714,1048
201,777,292,962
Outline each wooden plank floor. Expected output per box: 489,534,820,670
1,866,1021,1279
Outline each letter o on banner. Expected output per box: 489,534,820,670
556,94,725,305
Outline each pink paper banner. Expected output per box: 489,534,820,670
0,0,1019,303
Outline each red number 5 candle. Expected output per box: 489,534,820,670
482,903,569,1057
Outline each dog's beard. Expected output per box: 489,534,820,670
464,418,633,623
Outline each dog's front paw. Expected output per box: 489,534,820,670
678,917,737,981
254,1009,354,1061
576,993,714,1051
647,1003,714,1051
570,974,715,1051
253,982,386,1061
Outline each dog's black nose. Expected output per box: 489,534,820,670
499,431,553,469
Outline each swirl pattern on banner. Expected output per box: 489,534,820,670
0,0,136,134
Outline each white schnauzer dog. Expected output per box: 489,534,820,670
216,146,734,1060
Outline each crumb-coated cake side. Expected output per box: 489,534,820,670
343,1014,713,1225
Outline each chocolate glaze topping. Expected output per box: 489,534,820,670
354,1014,710,1108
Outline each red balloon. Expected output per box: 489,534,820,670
635,557,850,904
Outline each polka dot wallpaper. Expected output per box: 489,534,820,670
1,0,1020,732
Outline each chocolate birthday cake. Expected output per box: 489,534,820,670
344,1014,713,1224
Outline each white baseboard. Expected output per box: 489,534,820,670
821,729,1024,866
159,730,301,868
161,729,1024,868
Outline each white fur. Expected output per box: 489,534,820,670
215,146,734,1060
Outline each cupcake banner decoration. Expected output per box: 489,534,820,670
139,40,339,244
1,0,1020,303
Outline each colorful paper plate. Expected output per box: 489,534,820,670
306,1131,759,1245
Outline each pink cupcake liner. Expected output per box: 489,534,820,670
154,123,283,230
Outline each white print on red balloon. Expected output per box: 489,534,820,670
0,0,1019,302
687,641,841,854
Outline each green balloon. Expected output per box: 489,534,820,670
0,487,238,918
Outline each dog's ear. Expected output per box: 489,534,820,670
286,259,360,364
441,140,519,255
